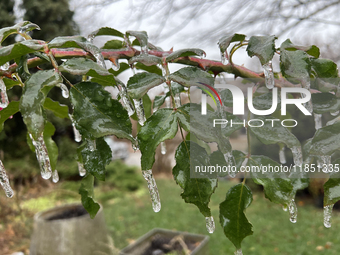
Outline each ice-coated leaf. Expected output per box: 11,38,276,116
126,30,148,48
280,39,320,58
252,91,281,110
173,141,217,217
17,54,31,82
218,33,246,53
222,111,244,137
311,58,339,78
102,40,124,49
219,183,253,250
77,138,112,181
249,116,300,148
129,55,162,66
249,155,293,205
48,35,88,49
20,70,63,139
153,95,167,109
88,27,124,38
165,48,206,62
179,103,232,153
169,67,214,87
59,58,115,87
79,174,100,219
280,49,311,82
312,93,340,114
109,62,130,76
0,40,45,66
0,101,19,132
309,122,340,156
70,82,133,142
135,62,162,76
137,108,183,170
3,77,21,90
43,97,69,119
209,150,246,177
142,93,152,119
127,72,165,99
0,21,40,45
153,83,185,109
246,35,277,65
324,169,340,206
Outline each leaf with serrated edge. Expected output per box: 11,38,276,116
219,183,253,250
127,72,165,99
246,35,276,65
166,48,206,62
70,82,133,142
79,174,100,219
169,67,214,87
218,34,246,53
173,141,217,217
89,27,124,38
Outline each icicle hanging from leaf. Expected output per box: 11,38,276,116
134,98,146,126
0,78,9,108
262,61,275,89
324,204,333,228
224,152,236,178
69,114,82,142
0,160,14,198
29,133,52,180
57,83,69,99
78,162,86,177
290,146,303,167
116,79,135,116
288,199,297,223
205,216,215,233
52,170,59,183
142,169,161,212
279,146,286,164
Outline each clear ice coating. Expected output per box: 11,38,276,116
241,158,248,167
262,61,275,89
0,160,14,198
142,169,161,212
174,94,181,107
282,204,288,212
324,204,334,228
234,249,243,255
58,83,69,98
116,80,135,116
290,146,303,167
29,133,52,180
0,62,9,71
68,114,82,142
221,51,228,65
87,139,96,151
78,162,86,177
205,216,215,233
110,57,120,71
330,110,339,116
288,199,297,223
224,152,236,178
160,142,167,155
0,78,9,108
52,170,59,183
326,116,340,126
84,43,106,69
134,98,146,126
314,113,322,130
279,146,286,164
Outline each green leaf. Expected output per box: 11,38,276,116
169,67,214,87
88,27,124,38
312,93,340,114
280,49,311,82
127,72,165,99
59,58,115,87
153,95,166,109
219,183,253,250
3,77,21,90
209,150,246,177
222,111,244,137
48,36,88,49
252,91,281,110
70,82,133,142
324,166,340,206
135,62,162,76
179,103,233,154
246,35,277,65
218,33,246,53
280,39,320,58
20,70,63,139
43,121,58,171
249,155,293,205
79,174,100,219
129,55,162,66
0,21,40,45
43,97,69,119
142,94,152,119
249,116,300,148
311,58,339,78
126,31,148,48
137,108,182,170
0,101,20,132
17,54,31,82
309,122,340,156
102,40,124,49
78,138,112,181
173,141,217,217
165,48,206,62
0,40,45,66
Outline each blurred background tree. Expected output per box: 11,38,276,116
22,0,78,41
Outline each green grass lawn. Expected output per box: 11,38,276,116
101,178,340,255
